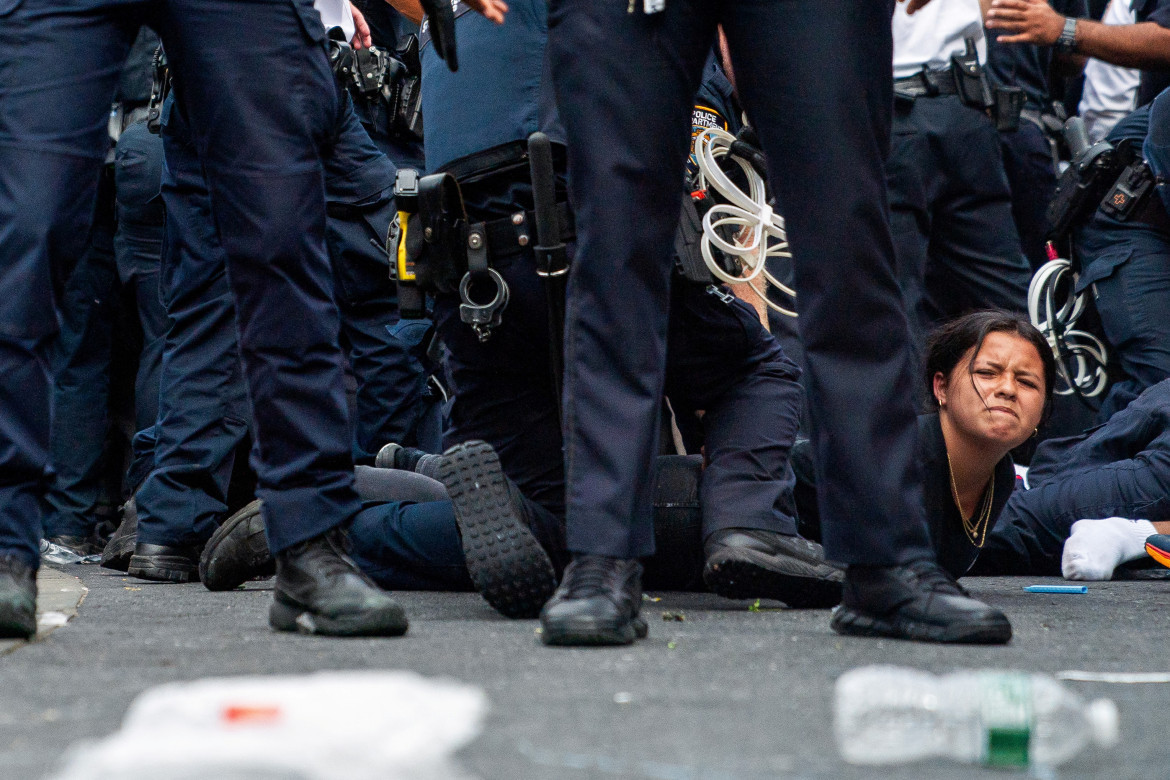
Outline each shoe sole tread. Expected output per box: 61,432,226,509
128,554,199,584
829,605,1012,644
440,441,556,619
269,599,408,637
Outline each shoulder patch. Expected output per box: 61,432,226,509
687,105,729,182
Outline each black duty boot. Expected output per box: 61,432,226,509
128,540,203,583
540,555,647,646
439,440,557,619
200,500,274,591
830,560,1012,644
0,554,37,639
703,528,844,608
269,528,408,637
47,535,102,557
100,498,139,572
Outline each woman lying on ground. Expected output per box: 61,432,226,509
794,309,1053,577
798,309,1170,581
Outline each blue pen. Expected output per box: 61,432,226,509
1024,585,1088,594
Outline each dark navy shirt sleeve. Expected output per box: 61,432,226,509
1133,0,1170,105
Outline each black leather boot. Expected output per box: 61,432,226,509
830,560,1012,644
269,528,408,637
100,498,139,572
0,554,37,639
128,540,203,583
200,500,274,591
540,555,647,646
47,535,102,557
703,528,844,608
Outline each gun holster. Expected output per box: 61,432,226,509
1045,140,1127,243
951,38,993,112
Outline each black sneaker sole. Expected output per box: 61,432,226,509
829,605,1013,644
200,500,274,591
269,598,409,637
541,615,648,646
0,603,35,639
128,554,199,584
704,548,843,608
439,441,556,619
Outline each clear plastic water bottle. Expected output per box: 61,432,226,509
834,666,1119,769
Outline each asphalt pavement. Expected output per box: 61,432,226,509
1,566,1166,779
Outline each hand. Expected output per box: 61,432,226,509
898,0,936,14
349,2,372,48
986,0,1066,46
461,0,508,23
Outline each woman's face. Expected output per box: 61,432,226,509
933,331,1047,451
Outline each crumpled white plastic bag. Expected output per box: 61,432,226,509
52,670,488,780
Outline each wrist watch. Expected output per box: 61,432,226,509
1055,17,1078,54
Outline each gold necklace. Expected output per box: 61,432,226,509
947,453,995,548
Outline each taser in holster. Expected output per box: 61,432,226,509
392,168,425,319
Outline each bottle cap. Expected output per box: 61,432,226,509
1087,699,1120,748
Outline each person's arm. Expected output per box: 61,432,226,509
987,0,1170,70
385,0,424,25
387,0,507,24
350,2,372,49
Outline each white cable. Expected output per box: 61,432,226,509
1027,256,1109,398
693,127,797,318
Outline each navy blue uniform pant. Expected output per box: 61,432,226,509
974,378,1170,575
548,0,932,563
42,172,120,540
131,89,434,548
42,122,166,541
113,121,167,445
1075,220,1170,421
888,95,1032,356
1000,121,1058,271
0,0,364,566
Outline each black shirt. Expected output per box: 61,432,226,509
918,413,1018,578
792,414,1017,578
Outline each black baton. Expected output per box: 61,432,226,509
528,132,568,419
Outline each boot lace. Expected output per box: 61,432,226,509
562,555,617,598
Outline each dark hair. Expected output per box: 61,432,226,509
924,310,1056,423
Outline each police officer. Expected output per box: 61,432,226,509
0,0,406,638
108,6,439,588
985,0,1087,269
888,0,1033,359
525,0,1013,646
987,0,1170,109
1060,92,1170,419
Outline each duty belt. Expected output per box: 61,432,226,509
894,67,961,99
477,203,574,263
